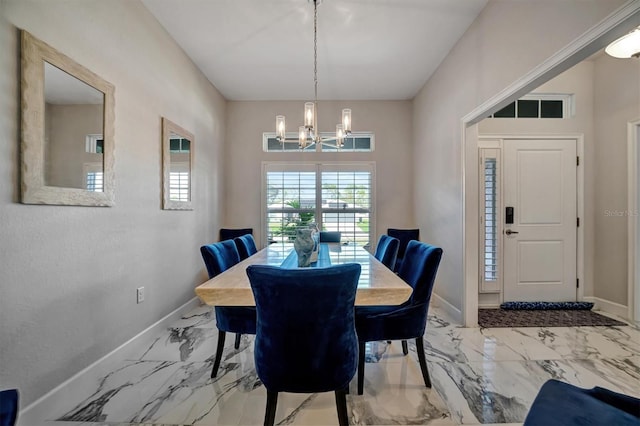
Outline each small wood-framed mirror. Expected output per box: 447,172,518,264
21,30,115,206
162,118,194,210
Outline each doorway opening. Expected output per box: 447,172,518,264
462,4,640,327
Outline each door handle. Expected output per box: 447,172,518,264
505,229,519,235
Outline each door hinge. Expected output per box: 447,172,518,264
577,156,580,166
577,278,580,288
577,217,580,227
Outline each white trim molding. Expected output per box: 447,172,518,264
628,119,640,324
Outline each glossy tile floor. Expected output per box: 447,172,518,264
19,304,639,426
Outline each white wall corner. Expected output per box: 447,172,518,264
432,292,464,326
583,296,629,321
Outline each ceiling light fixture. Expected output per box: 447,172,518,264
275,0,352,149
605,26,640,59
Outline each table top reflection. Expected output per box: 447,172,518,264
195,242,412,306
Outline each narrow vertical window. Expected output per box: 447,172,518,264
480,149,501,293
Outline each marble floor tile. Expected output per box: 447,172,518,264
20,305,640,426
53,360,182,423
168,305,216,329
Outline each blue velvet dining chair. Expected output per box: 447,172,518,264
354,240,443,395
219,227,253,241
200,240,256,378
319,231,342,243
374,234,400,270
523,379,640,425
246,263,361,426
387,228,420,272
0,389,18,426
234,234,258,260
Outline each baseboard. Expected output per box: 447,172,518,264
431,292,463,324
19,297,202,424
583,296,629,320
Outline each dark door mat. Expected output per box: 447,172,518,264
478,308,627,328
500,301,594,310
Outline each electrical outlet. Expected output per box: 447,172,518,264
136,287,145,304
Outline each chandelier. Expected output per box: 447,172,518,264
275,0,352,149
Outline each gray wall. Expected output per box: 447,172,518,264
0,0,226,407
594,54,640,305
412,0,626,313
224,100,415,247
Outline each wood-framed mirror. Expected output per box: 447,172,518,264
162,117,194,210
21,30,115,206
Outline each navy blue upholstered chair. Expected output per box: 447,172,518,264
374,234,400,270
234,234,258,260
0,389,18,426
319,231,342,243
355,240,442,395
387,228,420,272
246,263,361,426
524,379,640,425
219,227,253,241
200,240,256,378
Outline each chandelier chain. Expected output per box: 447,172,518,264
313,0,318,104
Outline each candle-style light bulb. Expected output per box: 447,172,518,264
304,102,315,129
299,126,307,149
276,115,286,141
342,109,352,134
336,124,345,148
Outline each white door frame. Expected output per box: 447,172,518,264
480,135,584,305
628,119,640,324
461,2,640,326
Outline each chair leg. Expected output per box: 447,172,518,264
415,337,431,388
211,330,226,378
401,340,408,355
234,333,241,349
264,390,278,426
335,387,349,426
357,341,365,395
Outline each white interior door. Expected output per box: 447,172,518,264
503,139,577,302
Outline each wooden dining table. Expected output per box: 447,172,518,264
195,242,412,306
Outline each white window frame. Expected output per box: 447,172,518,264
262,161,376,247
262,132,375,152
489,93,574,119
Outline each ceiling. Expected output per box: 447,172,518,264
141,0,488,101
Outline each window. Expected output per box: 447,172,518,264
169,137,191,153
489,94,573,119
169,172,190,201
85,134,104,153
264,163,374,247
479,149,501,293
86,171,103,192
84,163,104,192
263,132,374,152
